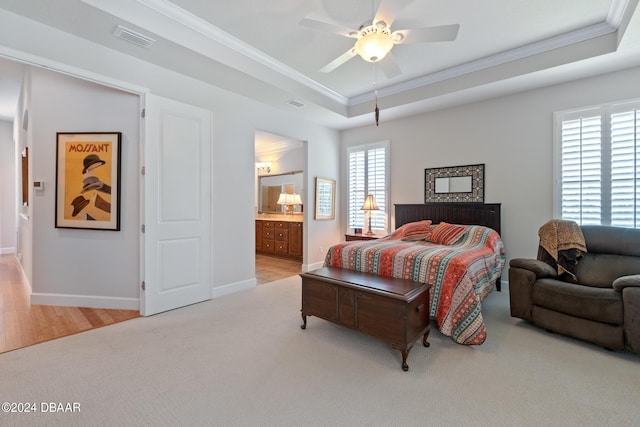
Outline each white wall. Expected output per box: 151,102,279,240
0,119,16,253
0,8,341,301
261,145,304,176
208,98,339,280
26,67,140,308
341,65,640,272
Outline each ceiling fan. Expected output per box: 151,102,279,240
300,1,460,79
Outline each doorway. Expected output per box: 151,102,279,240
254,131,305,284
0,57,143,353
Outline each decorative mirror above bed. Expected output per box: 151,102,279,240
424,164,484,203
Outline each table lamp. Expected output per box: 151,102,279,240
278,193,302,214
360,194,379,235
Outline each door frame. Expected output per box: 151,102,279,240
0,48,148,313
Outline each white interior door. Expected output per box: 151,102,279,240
142,94,212,316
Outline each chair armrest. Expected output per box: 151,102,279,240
612,274,640,291
509,258,557,278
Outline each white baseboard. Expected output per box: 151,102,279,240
29,279,259,311
30,293,139,310
303,261,324,272
0,247,16,254
211,278,255,298
15,256,32,294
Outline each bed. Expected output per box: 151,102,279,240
323,203,505,346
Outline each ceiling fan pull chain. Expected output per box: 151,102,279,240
374,63,380,126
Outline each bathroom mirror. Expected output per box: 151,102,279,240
258,170,303,213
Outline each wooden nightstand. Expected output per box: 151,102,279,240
345,233,380,241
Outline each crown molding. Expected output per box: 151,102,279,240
608,0,633,25
134,0,348,105
83,0,634,116
349,21,617,106
137,0,629,110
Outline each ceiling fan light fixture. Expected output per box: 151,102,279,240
354,25,393,62
374,20,388,30
391,31,404,43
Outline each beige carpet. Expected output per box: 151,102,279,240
1,276,638,427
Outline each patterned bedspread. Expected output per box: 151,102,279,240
324,225,505,345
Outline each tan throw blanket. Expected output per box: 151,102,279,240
537,219,587,282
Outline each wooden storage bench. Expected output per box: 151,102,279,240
300,267,431,371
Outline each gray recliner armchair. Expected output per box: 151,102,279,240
509,225,640,353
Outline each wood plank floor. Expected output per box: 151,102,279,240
0,253,299,353
255,253,302,285
0,254,139,354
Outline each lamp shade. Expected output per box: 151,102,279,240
278,193,301,205
360,194,379,211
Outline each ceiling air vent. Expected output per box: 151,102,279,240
113,25,156,48
287,100,305,108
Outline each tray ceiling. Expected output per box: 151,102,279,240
0,0,639,128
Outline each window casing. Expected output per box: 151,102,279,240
554,100,640,228
346,141,390,234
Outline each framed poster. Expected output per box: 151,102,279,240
314,177,336,220
55,132,122,230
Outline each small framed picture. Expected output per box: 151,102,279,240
314,177,336,220
55,132,122,230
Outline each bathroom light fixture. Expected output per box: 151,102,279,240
256,162,272,174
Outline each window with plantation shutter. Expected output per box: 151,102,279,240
555,100,640,228
347,141,389,233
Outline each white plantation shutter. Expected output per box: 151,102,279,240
347,142,389,232
557,101,640,228
611,109,639,227
348,149,365,229
367,147,387,230
560,116,602,224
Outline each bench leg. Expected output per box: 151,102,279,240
393,344,414,371
401,349,410,371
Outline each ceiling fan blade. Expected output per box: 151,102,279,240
393,24,460,44
379,53,402,79
373,0,414,27
320,48,357,73
299,17,358,38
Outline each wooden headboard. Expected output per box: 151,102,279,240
395,203,501,236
